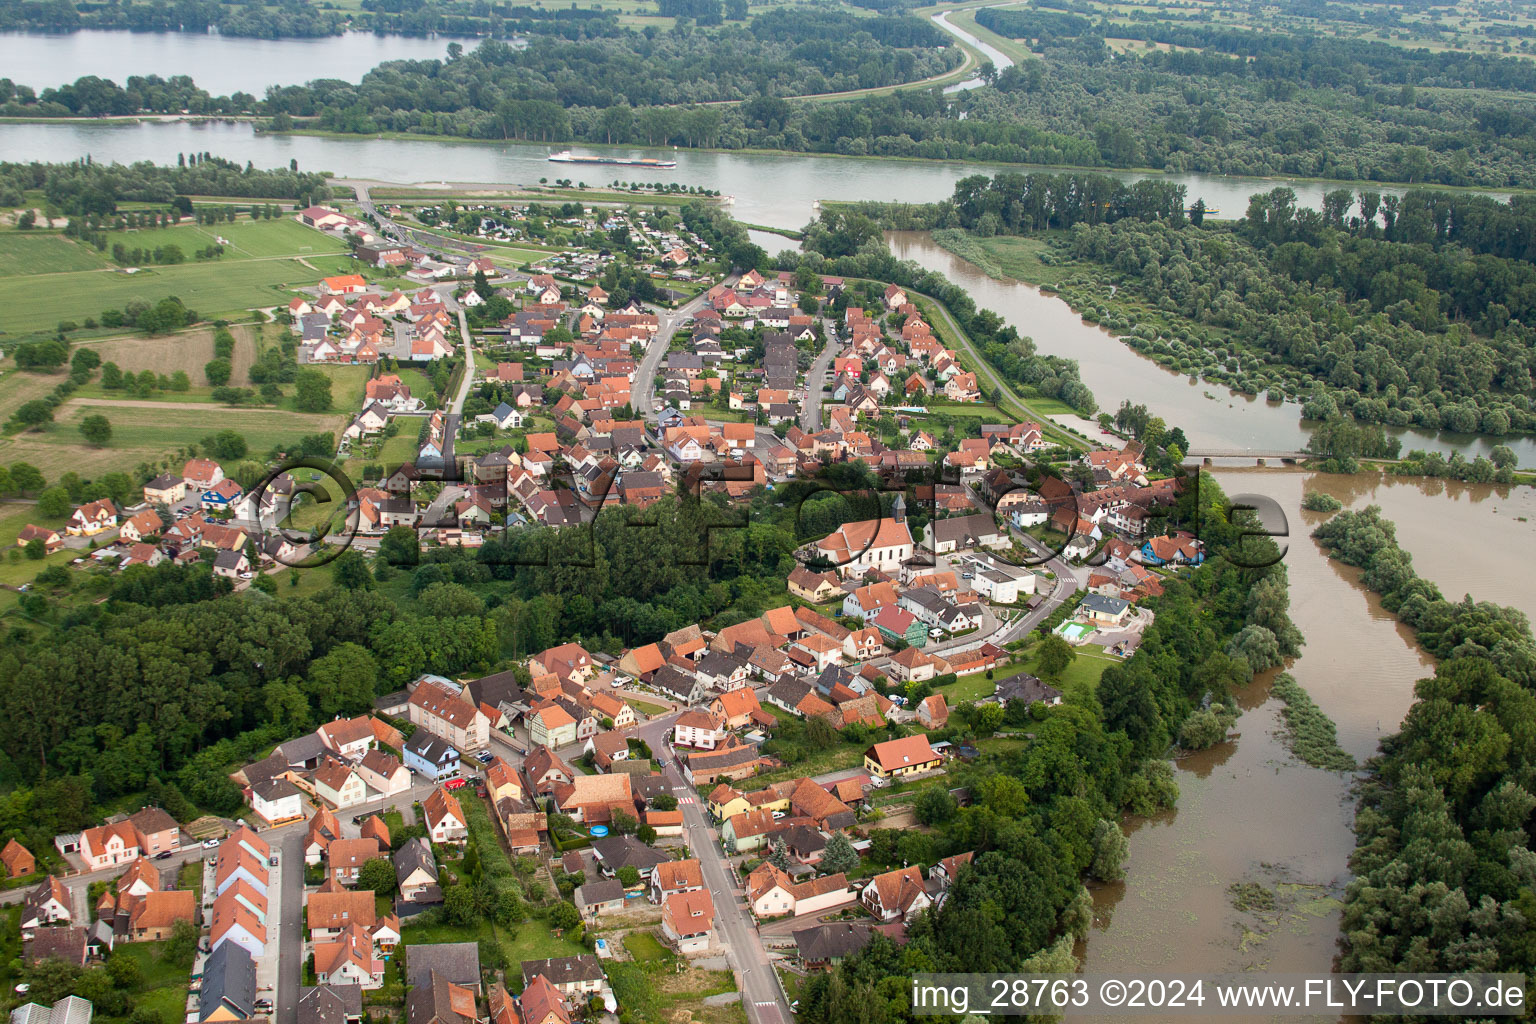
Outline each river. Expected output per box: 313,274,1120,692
0,116,1511,241
886,230,1536,468
1077,469,1535,1020
0,30,460,95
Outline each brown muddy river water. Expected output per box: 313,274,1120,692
1074,470,1535,1020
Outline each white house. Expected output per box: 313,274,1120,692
672,710,728,750
312,760,369,810
249,778,304,825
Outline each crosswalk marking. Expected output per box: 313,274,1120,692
678,797,696,805
754,1001,777,1008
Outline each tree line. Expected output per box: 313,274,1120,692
0,157,332,215
888,171,1535,440
1312,507,1536,986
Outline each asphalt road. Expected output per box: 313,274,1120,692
627,710,791,1024
799,323,839,433
274,827,304,1021
636,281,729,417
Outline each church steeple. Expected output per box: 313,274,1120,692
890,493,906,524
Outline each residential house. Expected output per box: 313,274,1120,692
527,702,578,749
661,890,715,953
407,971,478,1024
520,956,606,1002
521,748,574,798
648,665,708,706
311,758,367,810
551,774,633,826
1141,533,1204,566
683,739,763,787
869,606,927,649
575,880,626,920
142,473,187,505
515,974,572,1024
250,777,304,826
672,710,728,750
66,500,117,537
313,922,384,989
180,460,224,495
117,510,163,544
307,889,376,942
297,984,364,1024
932,851,974,892
708,689,764,730
863,735,942,780
408,679,490,753
813,507,915,578
200,479,244,512
792,922,876,972
886,646,939,685
423,788,468,847
916,693,949,729
22,877,71,928
860,865,931,922
650,860,705,904
354,750,411,798
15,525,63,554
403,732,460,783
325,838,382,887
395,839,441,905
77,807,180,871
745,864,850,919
198,942,256,1022
787,566,841,603
209,887,266,958
589,835,671,880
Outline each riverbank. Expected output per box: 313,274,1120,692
259,128,1535,198
916,227,1536,468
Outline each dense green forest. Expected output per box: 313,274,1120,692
795,475,1303,1023
1312,507,1536,985
0,157,334,212
7,0,1536,186
895,172,1536,439
968,11,1536,187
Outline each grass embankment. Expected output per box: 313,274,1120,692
902,287,1086,451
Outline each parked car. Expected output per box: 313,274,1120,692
268,855,279,867
202,838,220,849
154,850,174,860
254,998,273,1011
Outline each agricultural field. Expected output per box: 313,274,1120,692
76,324,260,385
0,231,111,277
0,252,362,334
0,366,58,411
0,400,345,481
